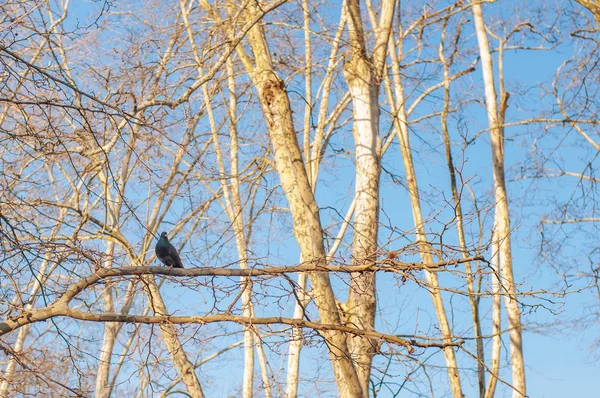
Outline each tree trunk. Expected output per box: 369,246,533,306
439,31,485,396
342,1,394,393
144,276,205,398
472,3,526,397
343,54,381,395
242,2,363,395
386,31,464,398
95,242,118,398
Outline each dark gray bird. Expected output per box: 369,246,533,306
155,232,184,268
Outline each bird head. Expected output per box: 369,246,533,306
160,232,169,240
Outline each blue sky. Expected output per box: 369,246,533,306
3,0,600,396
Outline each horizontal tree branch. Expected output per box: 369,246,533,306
0,304,463,353
541,217,600,224
0,257,480,345
55,256,483,304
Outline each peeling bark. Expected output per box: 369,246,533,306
343,55,381,395
242,2,363,394
342,1,395,393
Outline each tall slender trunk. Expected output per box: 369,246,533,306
95,241,118,398
286,5,348,396
343,53,381,396
485,228,502,398
241,2,363,395
438,23,485,396
472,3,526,397
342,1,395,393
385,29,464,398
284,270,309,398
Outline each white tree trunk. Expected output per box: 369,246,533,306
285,270,309,398
485,228,502,398
386,34,464,398
344,54,381,395
343,1,394,393
0,253,57,398
472,3,526,397
95,241,118,398
242,2,364,394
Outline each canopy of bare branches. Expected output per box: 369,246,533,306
1,1,599,397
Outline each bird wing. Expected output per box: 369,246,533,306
168,243,184,268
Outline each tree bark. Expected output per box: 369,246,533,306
472,3,526,397
575,0,600,24
342,0,395,393
438,23,485,396
241,1,364,395
385,26,464,398
94,241,118,398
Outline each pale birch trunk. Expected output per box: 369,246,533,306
342,0,394,393
385,27,464,398
472,3,526,397
439,24,485,396
94,241,118,398
286,3,348,395
284,270,309,398
240,1,363,395
485,229,502,398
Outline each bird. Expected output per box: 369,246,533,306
155,232,184,268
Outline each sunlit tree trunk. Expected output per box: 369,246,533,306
472,3,526,397
385,22,464,398
485,229,502,398
238,1,363,395
0,213,65,398
438,20,485,397
342,0,395,393
94,241,118,398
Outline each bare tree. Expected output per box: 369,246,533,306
1,0,595,397
472,3,525,397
